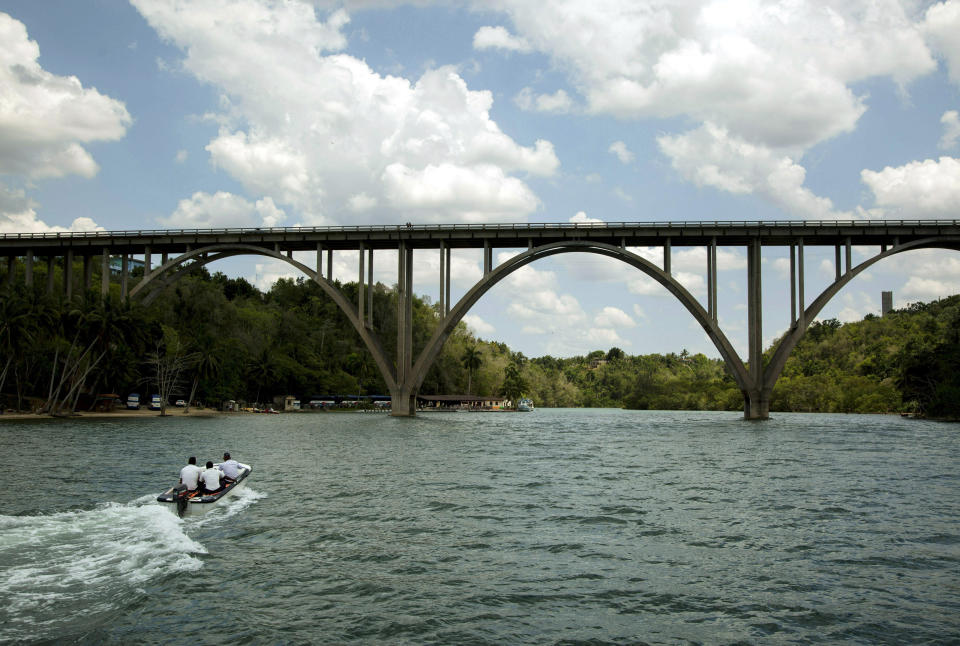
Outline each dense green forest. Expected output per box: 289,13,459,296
1,260,958,418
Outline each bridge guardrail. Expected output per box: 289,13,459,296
2,219,959,240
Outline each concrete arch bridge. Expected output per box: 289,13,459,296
3,219,959,419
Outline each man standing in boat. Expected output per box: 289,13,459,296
219,452,241,483
179,456,202,493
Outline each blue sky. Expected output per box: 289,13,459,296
2,0,959,359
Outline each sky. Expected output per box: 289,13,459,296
1,0,959,361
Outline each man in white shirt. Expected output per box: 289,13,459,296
179,456,203,492
199,460,223,494
219,452,241,481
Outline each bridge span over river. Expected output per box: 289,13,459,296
3,219,959,419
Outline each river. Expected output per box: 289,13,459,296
1,409,958,644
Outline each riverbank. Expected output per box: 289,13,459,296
0,407,224,421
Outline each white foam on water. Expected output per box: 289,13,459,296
0,502,207,642
191,487,265,527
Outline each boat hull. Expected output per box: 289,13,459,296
157,463,251,515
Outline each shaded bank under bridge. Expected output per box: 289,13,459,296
3,219,959,419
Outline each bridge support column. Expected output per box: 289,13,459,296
46,256,55,294
358,242,366,323
64,249,74,301
743,387,771,420
24,250,33,287
6,256,13,287
83,255,92,291
367,247,374,327
392,242,415,416
120,254,129,299
101,251,110,298
745,237,768,420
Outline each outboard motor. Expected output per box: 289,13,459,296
173,484,189,518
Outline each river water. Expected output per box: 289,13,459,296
1,409,958,645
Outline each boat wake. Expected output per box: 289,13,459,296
191,487,265,526
0,501,205,643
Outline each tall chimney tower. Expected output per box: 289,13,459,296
882,291,893,316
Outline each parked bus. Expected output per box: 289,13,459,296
126,393,141,410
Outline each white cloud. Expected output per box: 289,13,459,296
924,1,960,84
0,13,131,179
940,110,960,150
493,1,937,217
627,270,705,297
175,149,189,163
382,162,539,222
608,141,634,164
772,257,791,278
131,1,558,225
473,25,532,53
861,157,960,217
658,123,845,218
594,306,636,328
586,327,625,347
348,192,377,212
501,1,933,147
462,313,496,336
514,87,574,113
0,185,103,234
569,211,603,224
160,191,286,228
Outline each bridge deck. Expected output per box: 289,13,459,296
2,220,959,255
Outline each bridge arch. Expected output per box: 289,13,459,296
763,236,960,395
407,240,752,399
128,242,399,391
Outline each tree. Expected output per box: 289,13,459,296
185,337,221,412
501,360,527,408
461,345,482,395
146,325,195,416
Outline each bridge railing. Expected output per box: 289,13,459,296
2,219,959,240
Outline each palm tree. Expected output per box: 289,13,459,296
461,345,482,395
185,339,221,412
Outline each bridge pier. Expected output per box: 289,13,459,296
743,388,771,420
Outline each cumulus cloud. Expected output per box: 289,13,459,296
861,157,960,217
0,185,102,234
940,110,960,150
493,1,936,216
160,191,286,228
594,306,636,328
923,1,960,84
658,123,845,219
569,211,603,224
473,25,532,53
462,313,496,336
132,1,557,225
514,87,574,113
608,141,634,164
0,13,130,179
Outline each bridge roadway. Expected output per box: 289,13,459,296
3,219,960,419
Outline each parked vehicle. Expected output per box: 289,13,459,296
175,399,186,407
149,394,162,410
126,393,141,410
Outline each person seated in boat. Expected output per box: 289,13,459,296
179,456,203,493
219,452,241,483
199,460,223,494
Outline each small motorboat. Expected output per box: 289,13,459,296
156,463,252,517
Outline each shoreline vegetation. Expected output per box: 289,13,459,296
2,264,958,420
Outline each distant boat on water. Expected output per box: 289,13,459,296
517,398,534,412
